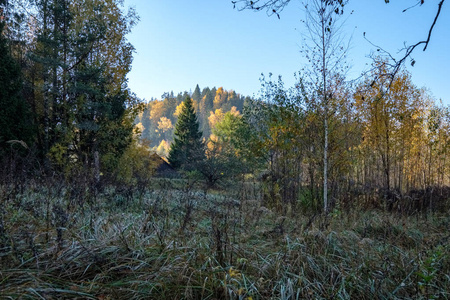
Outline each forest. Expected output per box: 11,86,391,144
135,86,250,154
1,0,450,299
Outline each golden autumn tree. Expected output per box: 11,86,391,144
157,116,173,141
355,63,429,193
214,87,228,110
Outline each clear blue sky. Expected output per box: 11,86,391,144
122,0,449,105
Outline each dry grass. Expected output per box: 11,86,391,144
1,182,450,299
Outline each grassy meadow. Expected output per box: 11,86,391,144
1,179,450,300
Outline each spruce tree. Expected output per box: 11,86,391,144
168,96,204,170
192,84,201,102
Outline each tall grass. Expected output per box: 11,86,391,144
1,180,449,299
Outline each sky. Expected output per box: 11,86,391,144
122,0,450,105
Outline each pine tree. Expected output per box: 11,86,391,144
168,96,204,170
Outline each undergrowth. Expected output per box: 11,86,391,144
1,180,449,299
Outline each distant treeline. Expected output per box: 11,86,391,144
135,85,252,155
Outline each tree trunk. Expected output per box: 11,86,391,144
321,2,328,213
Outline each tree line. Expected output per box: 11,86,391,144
166,66,449,214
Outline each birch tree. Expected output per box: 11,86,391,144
301,0,349,213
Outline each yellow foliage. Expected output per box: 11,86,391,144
157,117,173,132
214,87,228,108
229,106,240,117
208,109,224,128
174,102,184,118
150,101,165,121
134,122,144,136
156,139,170,158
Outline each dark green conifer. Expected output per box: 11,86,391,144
0,21,34,156
192,84,201,102
168,96,204,170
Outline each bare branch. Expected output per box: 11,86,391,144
231,0,346,17
363,0,445,89
232,0,291,17
423,0,444,51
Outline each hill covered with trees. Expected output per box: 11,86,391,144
135,85,252,157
